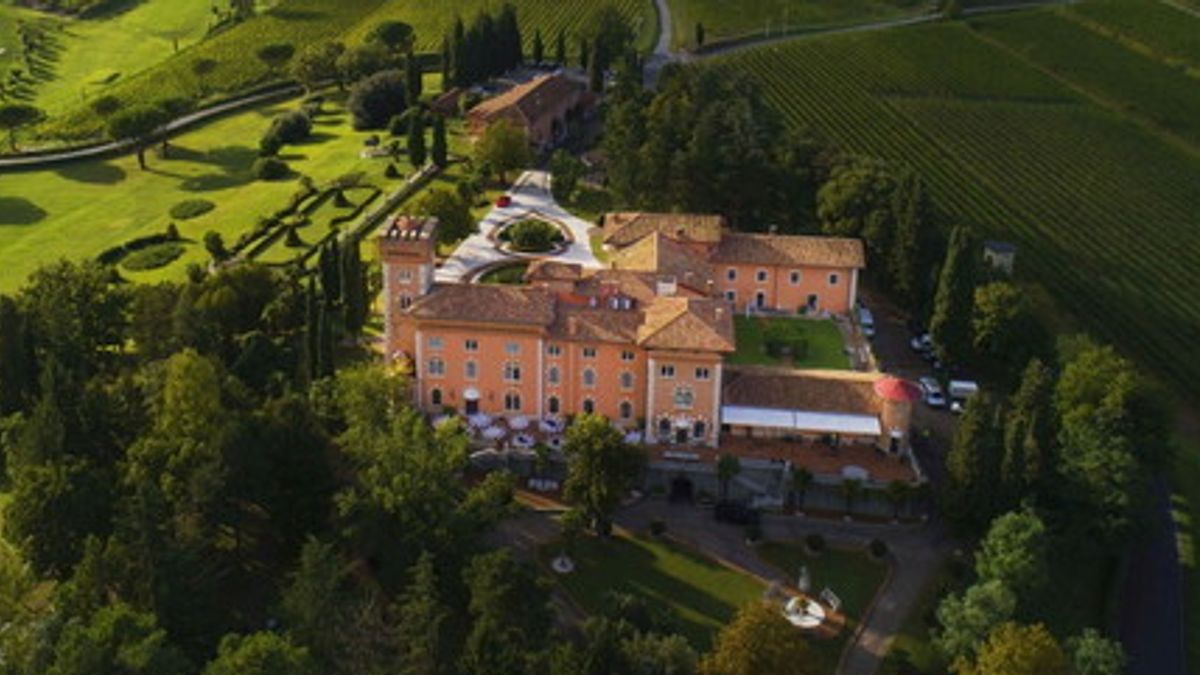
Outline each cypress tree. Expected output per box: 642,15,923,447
944,393,1004,534
532,29,544,65
555,30,566,66
929,225,977,366
405,53,422,103
316,304,334,379
431,115,448,167
318,239,341,309
1001,358,1057,504
341,241,367,336
479,13,499,78
587,42,602,93
440,37,452,91
408,113,427,169
451,17,467,87
0,295,36,415
498,3,522,70
696,22,705,48
579,37,589,70
304,276,319,382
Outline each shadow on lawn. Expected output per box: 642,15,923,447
54,161,126,185
0,197,48,225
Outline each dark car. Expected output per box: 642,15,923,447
714,500,760,526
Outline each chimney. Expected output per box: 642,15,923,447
656,277,678,297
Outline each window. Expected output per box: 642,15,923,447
789,270,801,285
398,269,413,281
505,342,521,355
582,347,597,359
548,396,560,414
504,362,521,382
465,339,479,352
399,296,413,309
583,369,596,388
693,421,706,439
427,358,445,377
428,336,443,350
582,398,595,414
726,268,737,281
547,366,560,385
621,350,635,362
431,388,443,406
465,360,478,380
659,364,675,378
504,392,522,412
724,290,735,303
755,291,766,309
674,387,694,408
828,273,840,285
756,269,768,283
658,418,672,436
620,371,634,390
620,401,633,420
695,367,710,380
547,344,561,357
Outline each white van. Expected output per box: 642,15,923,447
948,380,979,413
858,306,875,338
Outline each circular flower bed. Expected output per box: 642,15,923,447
121,242,186,271
498,218,566,253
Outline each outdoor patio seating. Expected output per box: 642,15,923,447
509,415,530,430
469,413,494,428
512,433,535,449
783,596,827,629
481,426,506,441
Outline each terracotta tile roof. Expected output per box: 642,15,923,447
637,297,735,353
601,212,727,248
710,232,866,269
575,269,661,303
722,367,883,415
611,232,715,292
408,284,556,327
525,259,584,282
467,73,584,129
549,306,643,343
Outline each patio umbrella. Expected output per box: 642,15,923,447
623,430,643,445
547,436,564,450
509,415,530,430
513,433,535,449
539,418,564,434
470,413,494,428
482,426,506,441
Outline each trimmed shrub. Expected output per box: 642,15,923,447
165,223,180,241
169,199,215,220
805,533,826,555
385,163,401,179
259,133,284,157
348,69,407,130
121,242,185,271
253,157,291,181
270,110,312,144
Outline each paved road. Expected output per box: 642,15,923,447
644,0,685,88
435,169,603,283
0,84,303,169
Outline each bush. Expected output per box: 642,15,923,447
121,242,185,271
384,163,401,179
269,110,313,144
805,533,826,555
169,199,216,220
869,538,889,559
165,223,180,240
505,219,563,252
253,157,291,180
259,133,283,157
650,519,667,537
348,69,407,130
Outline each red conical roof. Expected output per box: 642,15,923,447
874,376,922,402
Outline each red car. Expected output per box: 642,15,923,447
495,195,512,208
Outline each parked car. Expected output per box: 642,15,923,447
858,306,876,338
948,380,979,414
919,376,947,408
495,195,512,208
714,500,760,526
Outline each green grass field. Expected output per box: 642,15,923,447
666,0,931,50
729,316,850,369
716,16,1200,398
1066,0,1200,67
549,532,766,648
0,89,472,291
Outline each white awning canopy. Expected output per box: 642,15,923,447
721,405,881,437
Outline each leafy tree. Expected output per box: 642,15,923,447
887,170,940,313
622,632,698,674
47,602,192,675
791,467,813,511
256,43,296,76
0,102,44,152
347,69,408,130
841,477,863,516
717,454,741,500
474,119,532,183
203,632,316,675
461,549,551,675
91,94,123,118
337,43,394,83
204,231,228,262
0,295,35,415
395,551,451,675
1066,629,1125,675
408,112,427,169
962,622,1068,675
973,282,1045,384
934,580,1016,665
431,114,448,167
699,602,816,675
589,4,635,72
19,259,126,380
280,538,351,668
974,508,1047,596
884,480,912,520
412,188,473,246
562,414,646,533
107,104,169,169
1001,358,1056,504
318,238,342,307
4,456,112,578
550,149,585,202
929,225,978,366
371,21,415,54
292,42,345,93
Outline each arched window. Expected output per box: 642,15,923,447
427,358,445,377
504,392,522,411
673,387,694,408
620,371,634,390
582,398,595,414
431,388,443,406
548,366,560,385
693,421,706,439
658,418,671,436
583,368,596,388
465,360,478,379
548,396,560,414
619,401,633,420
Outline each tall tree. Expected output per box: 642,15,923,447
717,454,741,500
340,241,367,336
0,103,44,152
47,602,192,675
531,29,545,64
934,580,1016,666
555,30,567,65
699,602,816,675
963,622,1069,675
974,508,1047,596
973,282,1045,384
280,538,351,669
561,414,646,533
474,119,532,184
395,551,450,675
292,42,345,93
430,114,448,167
408,112,427,169
887,170,939,314
461,550,551,675
1066,629,1125,675
944,392,1003,533
107,104,169,169
929,225,978,366
405,53,423,103
19,259,126,380
203,632,316,675
0,295,35,414
1001,358,1056,504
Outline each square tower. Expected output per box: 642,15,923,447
377,215,438,359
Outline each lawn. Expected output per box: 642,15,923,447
478,261,529,285
561,184,613,223
667,0,931,50
716,17,1200,399
0,92,472,291
549,532,766,649
729,316,849,369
